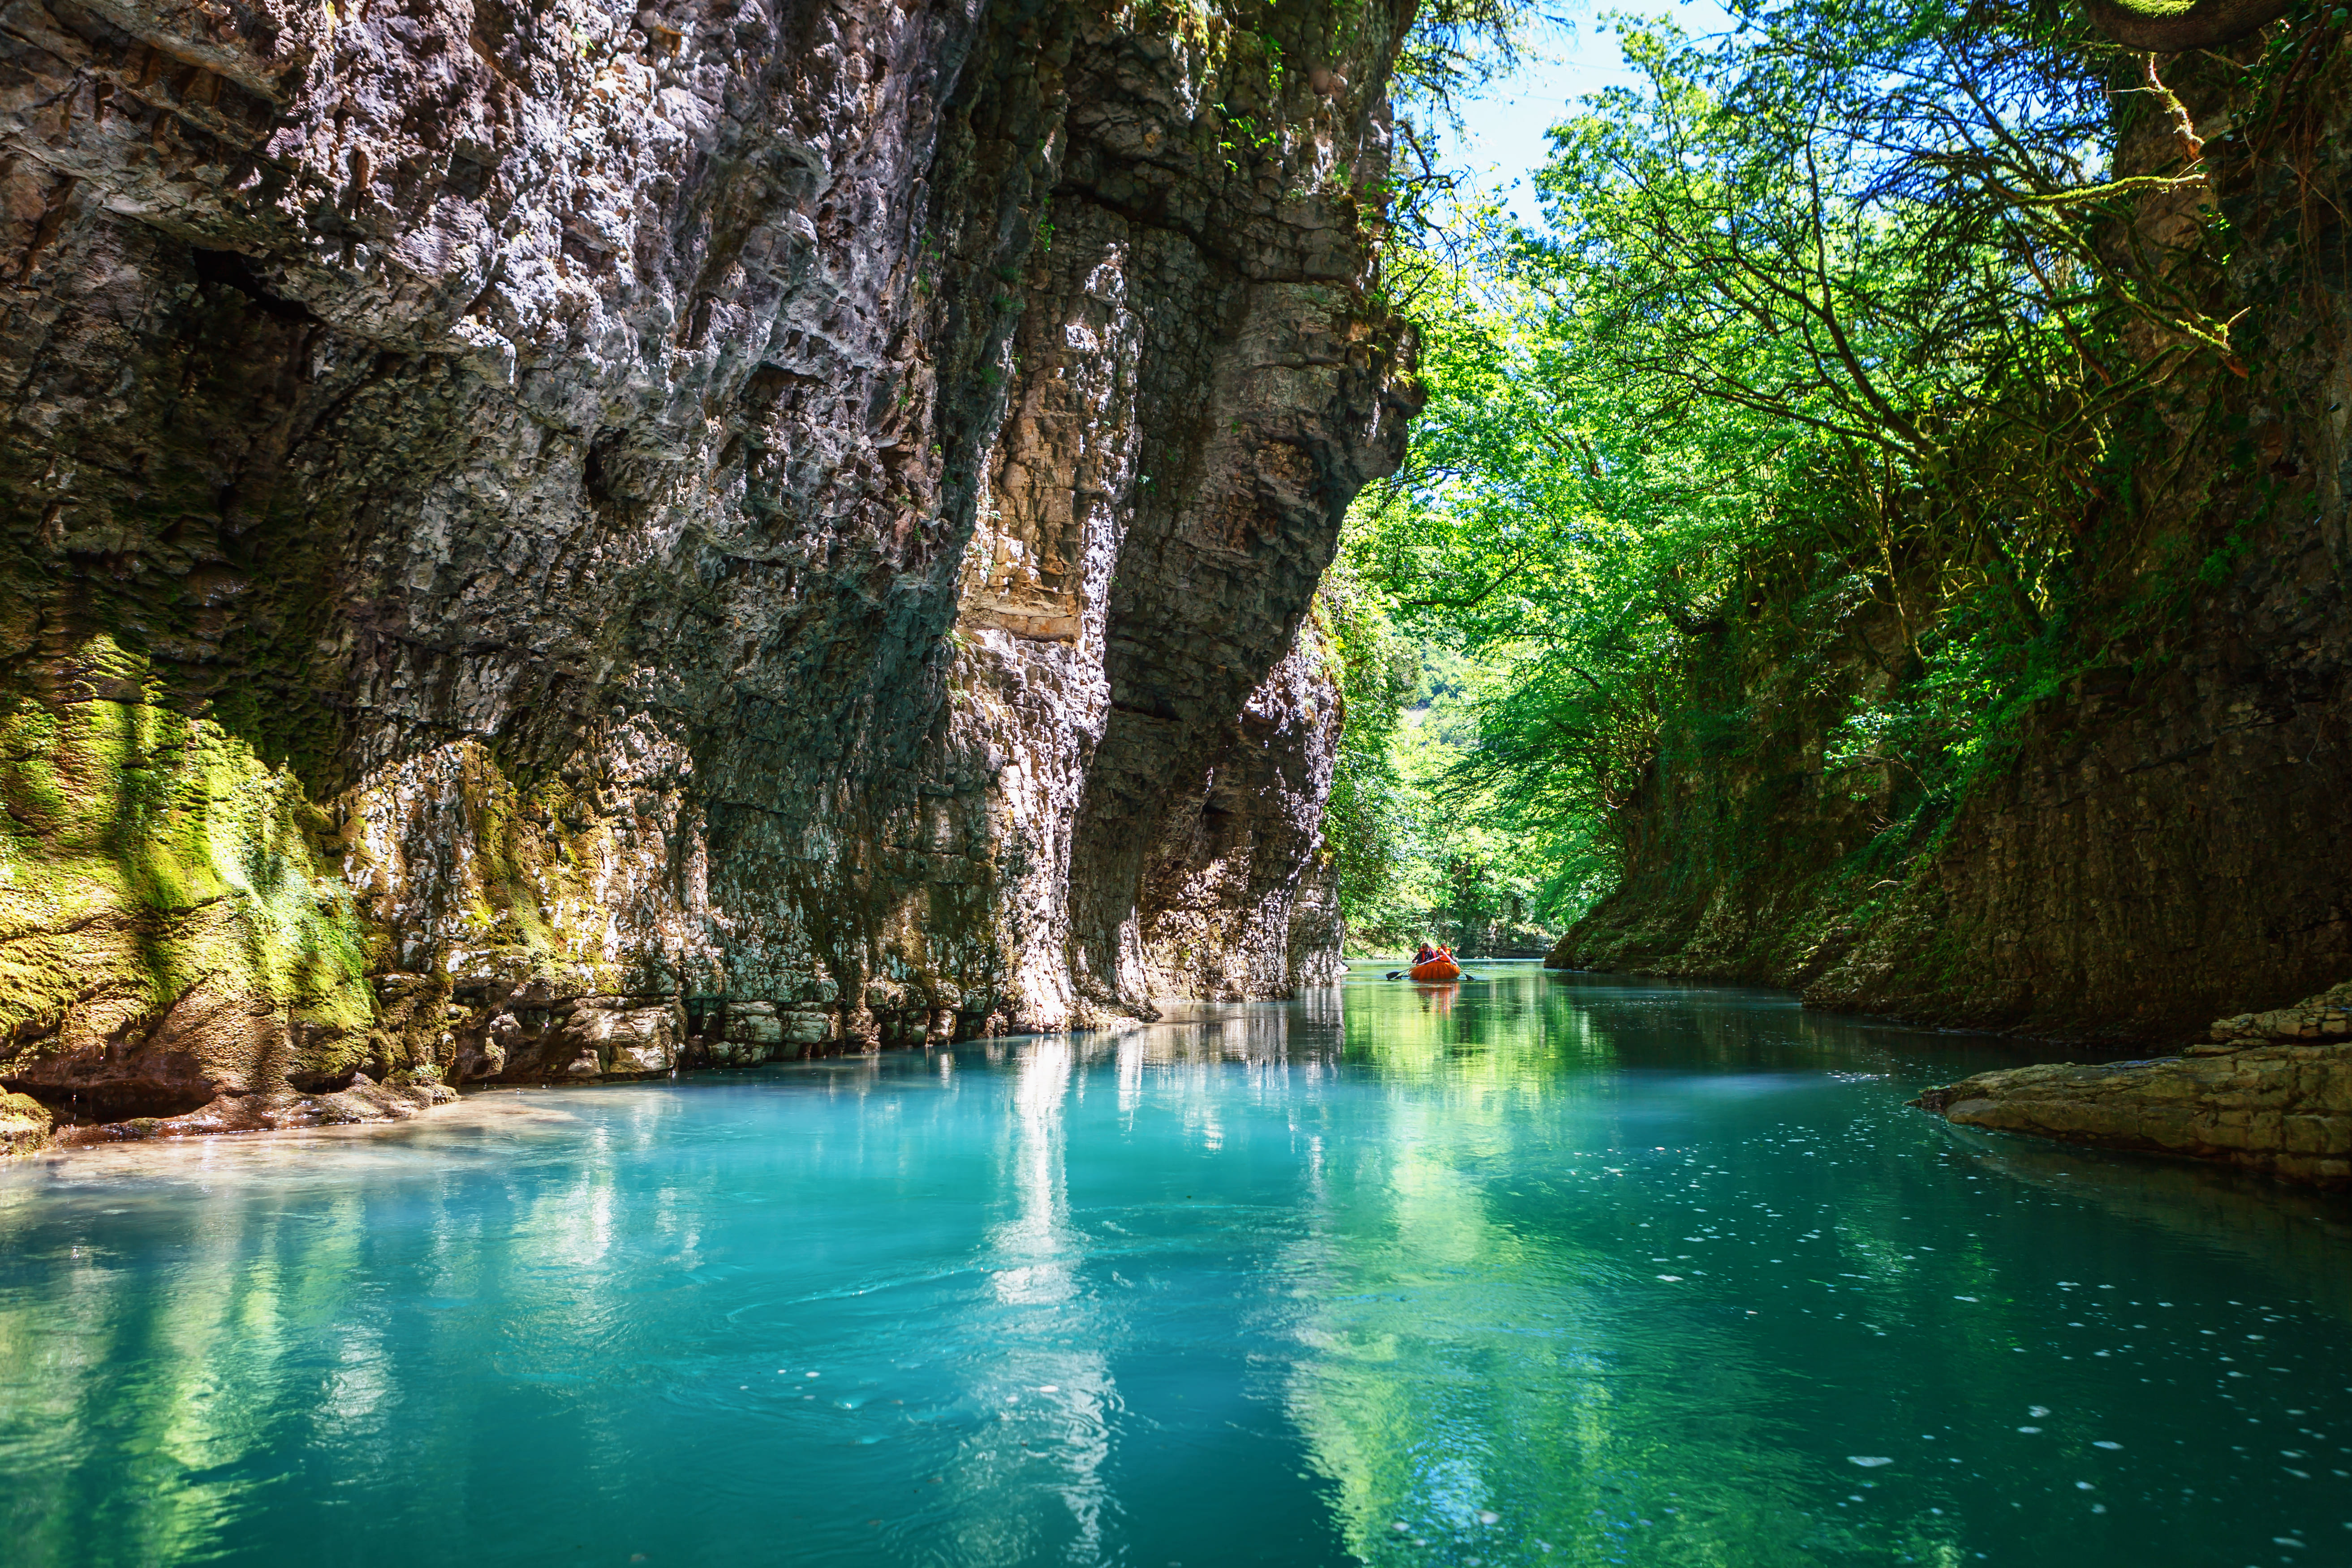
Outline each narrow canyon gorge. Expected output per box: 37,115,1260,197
2,9,2349,1559
1,0,2346,1195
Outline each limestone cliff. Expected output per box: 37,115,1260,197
0,0,1418,1127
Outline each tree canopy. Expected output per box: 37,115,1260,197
1316,0,2313,954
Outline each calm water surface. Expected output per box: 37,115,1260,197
4,965,2350,1567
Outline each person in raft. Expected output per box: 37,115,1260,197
1413,943,1440,966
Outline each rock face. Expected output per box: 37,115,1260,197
0,1089,50,1154
1548,45,2352,1046
1914,983,2352,1190
0,0,1417,1128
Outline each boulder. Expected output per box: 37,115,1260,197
0,1091,53,1155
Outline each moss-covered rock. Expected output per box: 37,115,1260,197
0,637,374,1115
0,1089,51,1154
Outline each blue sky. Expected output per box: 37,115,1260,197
1437,2,1733,198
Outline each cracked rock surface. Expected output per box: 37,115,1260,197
0,0,1417,1133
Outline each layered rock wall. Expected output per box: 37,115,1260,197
0,0,1417,1125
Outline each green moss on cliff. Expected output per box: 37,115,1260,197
0,635,374,1083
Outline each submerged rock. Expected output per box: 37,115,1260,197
1913,982,2352,1189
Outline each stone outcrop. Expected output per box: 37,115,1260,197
0,1088,50,1153
46,1071,458,1147
1914,982,2352,1189
1548,42,2351,1047
0,0,1418,1133
1137,634,1345,999
2205,983,2352,1048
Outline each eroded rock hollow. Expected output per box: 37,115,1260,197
0,0,1417,1129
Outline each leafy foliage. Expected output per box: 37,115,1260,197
1325,0,2287,939
1317,508,1568,956
1316,511,1421,936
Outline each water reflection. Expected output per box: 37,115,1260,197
0,969,2346,1568
956,1041,1115,1562
1287,965,2352,1567
1948,1126,2352,1321
1290,974,1826,1564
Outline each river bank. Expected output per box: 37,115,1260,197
0,1074,459,1157
1535,961,2352,1191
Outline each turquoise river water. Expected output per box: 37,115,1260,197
4,964,2350,1567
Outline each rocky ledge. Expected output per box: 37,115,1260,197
3,1074,456,1154
1913,982,2352,1189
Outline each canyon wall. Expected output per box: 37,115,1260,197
1549,40,2350,1047
0,0,1417,1126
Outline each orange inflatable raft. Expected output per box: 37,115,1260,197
1408,955,1462,982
